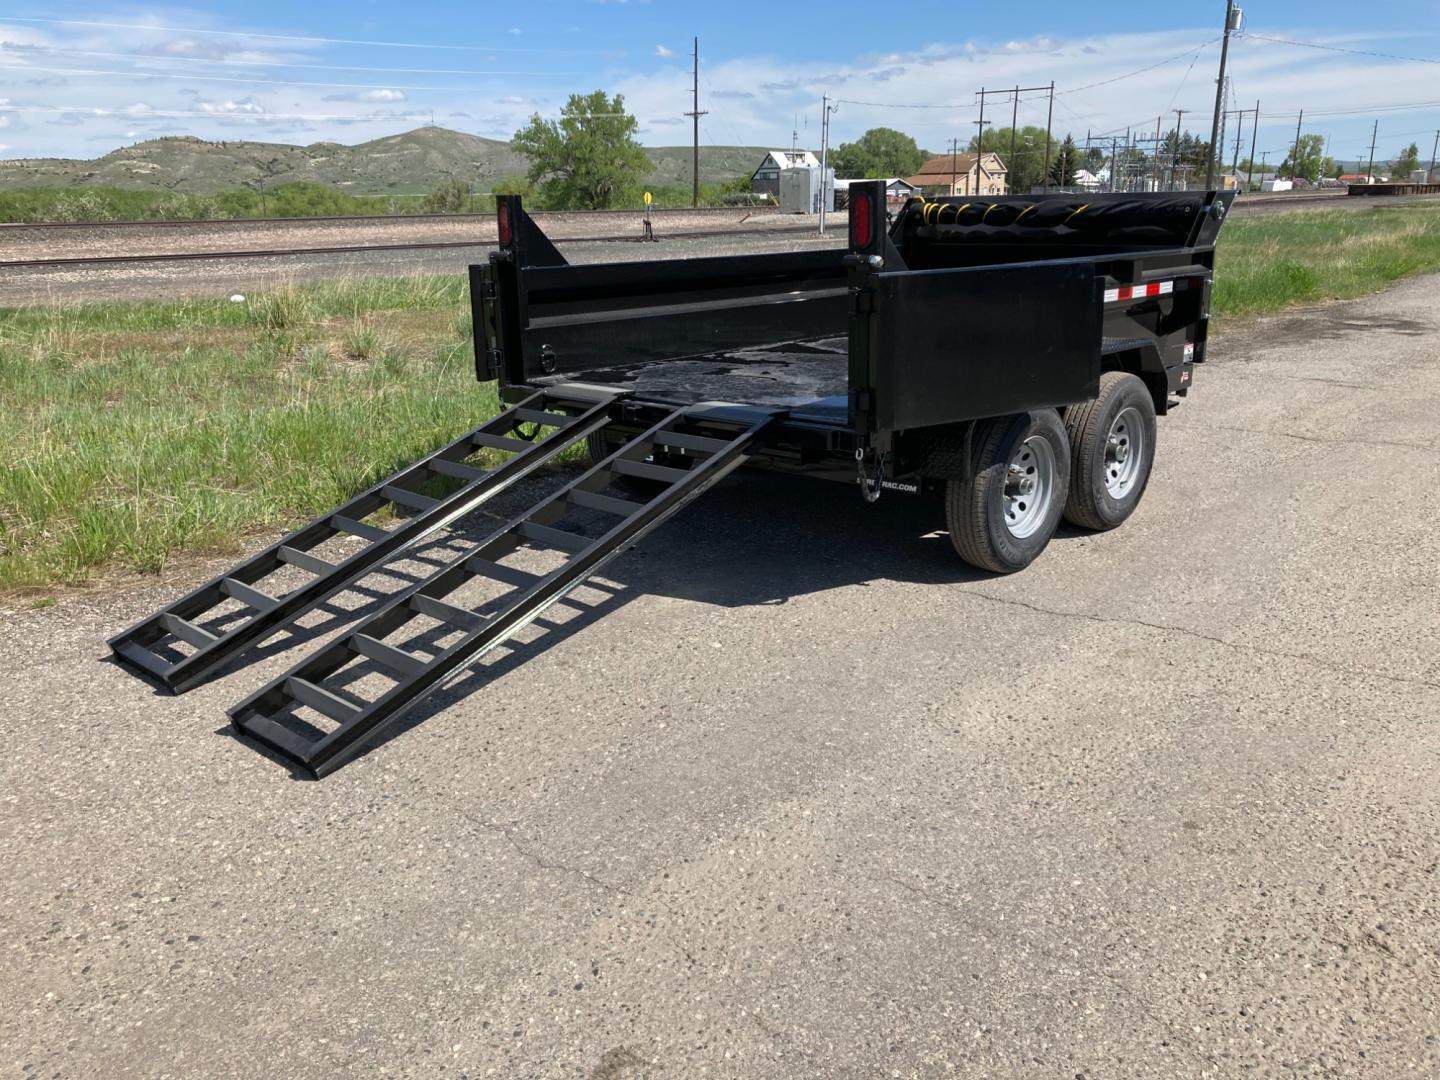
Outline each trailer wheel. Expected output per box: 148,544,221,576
944,409,1070,574
1062,372,1157,531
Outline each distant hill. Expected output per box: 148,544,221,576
0,127,771,196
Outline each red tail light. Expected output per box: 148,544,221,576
497,202,512,247
851,191,873,250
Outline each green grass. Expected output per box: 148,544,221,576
1211,204,1440,318
2,203,1439,592
0,276,489,590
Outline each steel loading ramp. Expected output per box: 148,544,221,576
228,404,777,777
108,386,619,692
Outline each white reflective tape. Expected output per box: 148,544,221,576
1104,279,1175,304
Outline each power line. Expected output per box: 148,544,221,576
0,61,583,92
1058,39,1220,96
833,98,970,109
0,102,631,122
1239,32,1440,66
2,16,603,54
3,45,587,77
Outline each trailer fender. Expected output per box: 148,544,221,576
1101,341,1170,415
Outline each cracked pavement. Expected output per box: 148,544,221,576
2,276,1438,1078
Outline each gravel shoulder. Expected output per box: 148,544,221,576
2,277,1438,1078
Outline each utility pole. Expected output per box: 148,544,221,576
976,83,1051,192
1152,115,1163,190
1009,85,1019,186
1289,110,1304,179
1224,103,1257,184
684,37,707,208
1430,129,1439,179
1206,0,1239,189
950,136,960,194
1366,119,1379,184
973,119,992,193
975,86,985,194
1171,108,1188,190
1246,100,1260,191
1042,81,1054,193
818,95,838,234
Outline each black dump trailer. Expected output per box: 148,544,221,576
110,182,1234,776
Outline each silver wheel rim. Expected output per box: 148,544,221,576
1104,406,1145,499
1003,434,1056,539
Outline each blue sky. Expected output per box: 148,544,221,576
1,2,1437,168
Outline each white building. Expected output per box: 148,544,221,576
751,150,822,196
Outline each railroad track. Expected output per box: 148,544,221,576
0,223,827,270
0,205,778,232
4,191,1433,271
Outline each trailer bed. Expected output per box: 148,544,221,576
530,335,851,420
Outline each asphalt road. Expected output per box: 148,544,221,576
2,278,1438,1078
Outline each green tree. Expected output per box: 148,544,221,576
512,90,648,209
829,127,924,179
1280,133,1327,181
968,125,1052,193
1048,134,1079,188
423,177,472,213
1390,142,1420,180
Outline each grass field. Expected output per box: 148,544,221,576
3,203,1439,594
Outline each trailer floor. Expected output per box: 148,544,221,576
3,279,1439,1078
534,335,851,421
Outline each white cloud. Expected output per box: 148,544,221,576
655,44,674,58
508,27,522,36
322,88,407,103
198,97,265,115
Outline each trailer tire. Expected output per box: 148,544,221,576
1062,372,1156,531
944,409,1070,574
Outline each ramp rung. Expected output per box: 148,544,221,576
512,407,573,428
221,577,278,613
611,459,688,484
109,387,619,694
464,557,542,589
351,634,426,678
409,592,486,631
114,641,172,679
225,404,775,777
277,545,335,576
160,612,218,649
233,713,320,762
284,677,362,723
332,515,390,542
382,485,439,513
515,520,589,554
428,458,486,482
567,488,647,517
471,432,527,453
654,431,729,454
